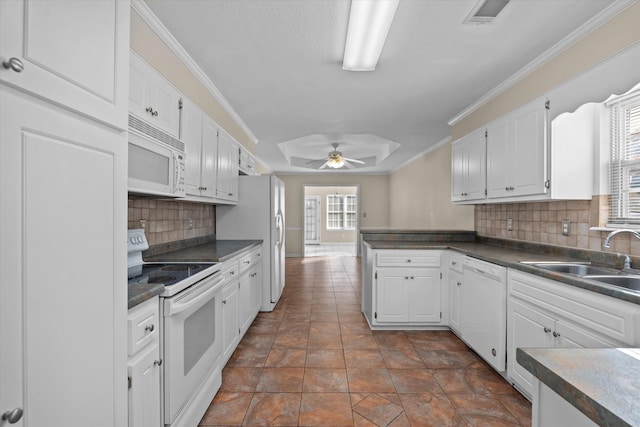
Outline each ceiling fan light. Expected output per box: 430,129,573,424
328,158,345,168
343,0,399,71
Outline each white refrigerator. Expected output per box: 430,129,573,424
216,175,285,311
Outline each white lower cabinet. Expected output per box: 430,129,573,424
221,263,241,364
447,252,465,334
507,269,638,399
127,297,161,427
364,250,443,327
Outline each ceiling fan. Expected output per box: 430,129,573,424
308,143,365,169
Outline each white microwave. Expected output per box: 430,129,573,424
128,115,185,198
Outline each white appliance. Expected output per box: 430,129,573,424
461,256,507,372
128,114,186,198
127,229,224,427
216,175,285,311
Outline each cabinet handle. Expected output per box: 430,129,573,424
145,107,159,117
228,193,234,196
230,271,235,275
456,281,462,286
406,259,412,263
2,408,23,424
404,276,409,280
154,359,162,366
2,57,24,73
145,324,155,333
543,327,551,333
552,331,561,338
244,260,251,264
410,276,414,280
222,299,227,304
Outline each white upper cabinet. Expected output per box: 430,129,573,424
181,97,206,196
129,52,181,138
487,98,548,199
0,0,129,129
239,146,258,175
453,96,593,204
451,127,486,203
216,130,240,204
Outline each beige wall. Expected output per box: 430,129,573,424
305,186,358,244
278,175,390,256
130,7,256,153
389,143,475,230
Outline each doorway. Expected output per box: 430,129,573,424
303,185,359,257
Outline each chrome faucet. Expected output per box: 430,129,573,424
603,229,640,248
603,229,640,269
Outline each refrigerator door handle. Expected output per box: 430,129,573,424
275,211,284,247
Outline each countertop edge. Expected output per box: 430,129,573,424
516,348,639,427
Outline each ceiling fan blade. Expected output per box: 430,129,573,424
305,158,328,164
343,157,365,164
343,160,355,169
319,160,330,169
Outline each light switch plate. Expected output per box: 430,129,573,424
507,218,513,231
562,219,570,236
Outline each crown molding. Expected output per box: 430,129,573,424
131,0,259,144
447,0,636,126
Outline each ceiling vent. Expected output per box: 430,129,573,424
464,0,510,24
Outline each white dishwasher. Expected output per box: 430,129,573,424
461,256,507,372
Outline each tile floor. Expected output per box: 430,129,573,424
199,256,532,426
305,243,357,257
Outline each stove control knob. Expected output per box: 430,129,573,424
130,237,136,244
136,236,143,243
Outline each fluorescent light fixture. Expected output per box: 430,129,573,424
343,0,399,71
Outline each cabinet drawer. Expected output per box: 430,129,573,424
449,252,465,273
376,250,441,267
508,270,639,345
239,252,253,274
220,259,239,283
251,246,262,262
128,297,159,356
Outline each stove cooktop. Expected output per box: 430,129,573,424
127,262,216,287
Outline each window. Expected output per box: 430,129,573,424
609,90,640,226
326,194,357,230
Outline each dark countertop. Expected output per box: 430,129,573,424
362,232,640,305
128,239,262,309
517,348,640,427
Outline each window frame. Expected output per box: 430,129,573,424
326,194,357,230
608,90,640,227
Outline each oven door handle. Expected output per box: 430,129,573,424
165,276,224,316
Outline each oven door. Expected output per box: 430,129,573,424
163,273,223,423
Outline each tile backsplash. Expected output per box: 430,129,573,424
475,196,640,257
128,198,214,246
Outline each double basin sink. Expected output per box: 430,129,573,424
521,262,640,292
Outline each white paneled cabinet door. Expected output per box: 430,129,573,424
452,128,486,202
201,116,220,199
486,116,511,198
0,86,127,426
376,270,409,322
222,282,240,362
408,269,441,323
128,344,161,427
216,130,240,203
0,0,129,129
449,273,463,333
507,298,555,397
128,52,181,137
181,97,204,196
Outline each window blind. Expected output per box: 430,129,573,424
609,91,640,226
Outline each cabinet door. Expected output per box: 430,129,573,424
486,116,511,198
511,101,547,197
451,139,466,201
222,281,240,361
128,344,161,427
0,0,129,129
181,98,204,196
128,53,181,138
216,130,239,203
251,262,263,315
507,298,555,398
376,270,409,323
408,268,441,323
449,273,463,333
201,116,219,199
0,87,127,426
239,273,253,334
